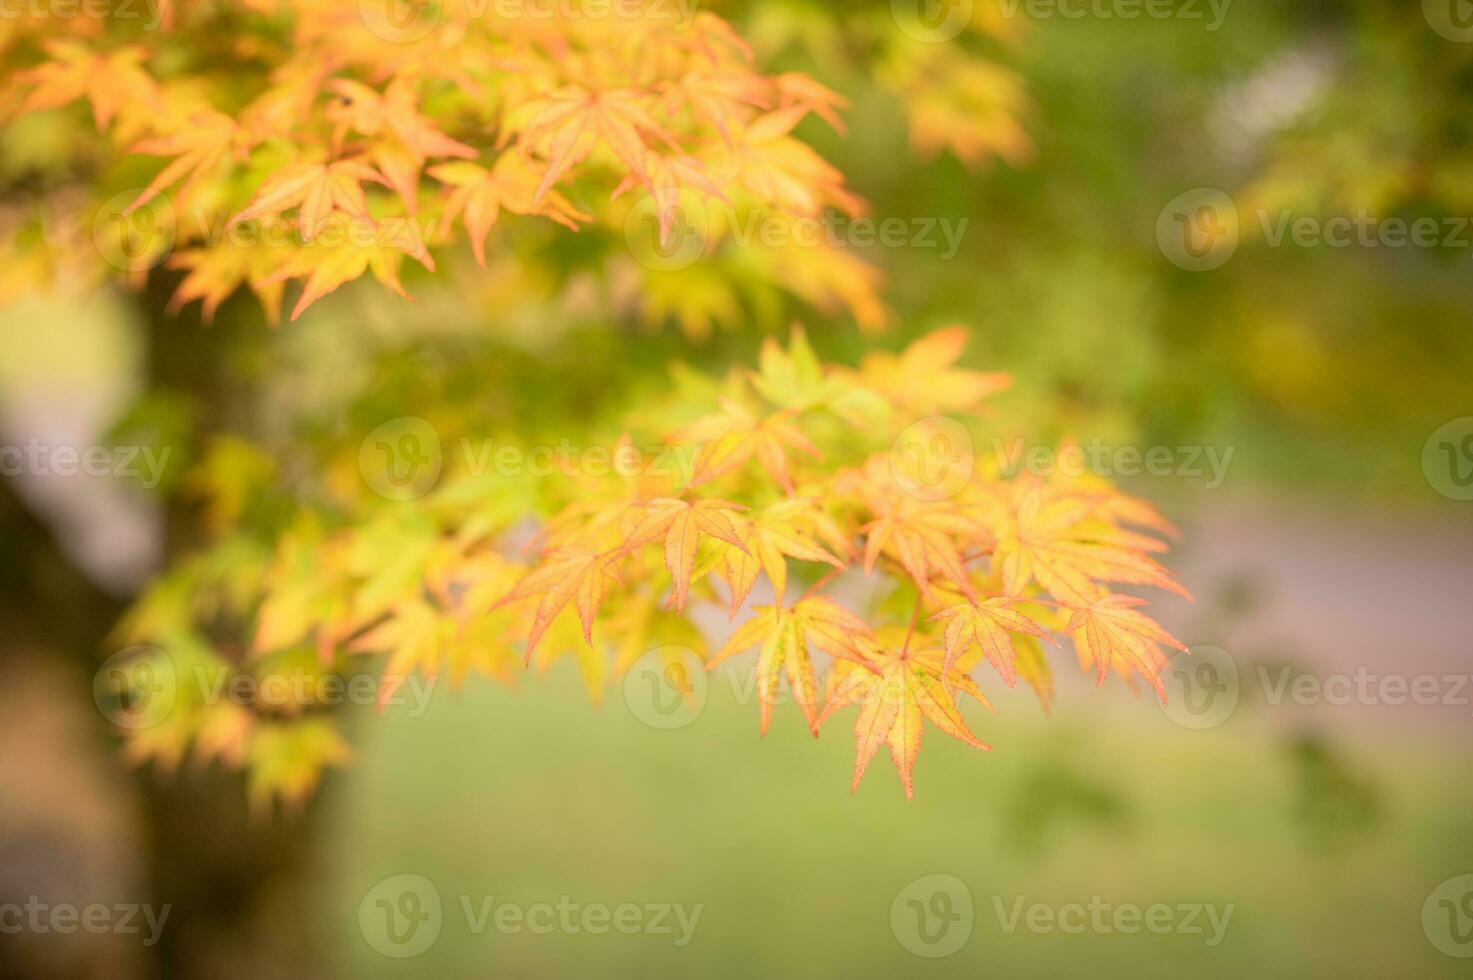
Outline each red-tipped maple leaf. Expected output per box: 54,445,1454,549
818,645,991,799
994,482,1190,605
430,156,589,266
707,596,875,734
930,596,1055,687
126,111,244,214
516,86,679,202
675,400,820,493
231,159,386,241
491,548,623,660
1065,593,1186,702
613,497,747,611
717,502,846,612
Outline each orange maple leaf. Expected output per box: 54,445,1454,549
430,155,590,266
612,497,747,611
18,41,159,130
1065,593,1186,701
491,548,623,660
852,471,987,600
231,159,387,241
718,502,847,613
706,597,875,734
855,326,1011,415
818,645,991,799
261,215,434,321
930,596,1055,687
675,400,820,493
126,111,244,214
515,86,679,202
994,483,1190,604
712,106,864,217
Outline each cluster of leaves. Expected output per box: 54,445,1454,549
113,329,1188,807
0,0,883,332
728,0,1033,169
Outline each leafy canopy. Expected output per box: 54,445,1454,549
115,329,1188,806
2,0,884,332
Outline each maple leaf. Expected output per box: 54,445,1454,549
261,215,434,321
761,233,890,333
654,10,755,67
18,41,159,130
491,548,623,659
326,78,477,212
847,462,987,599
930,596,1054,687
706,597,875,734
1065,593,1186,701
126,111,245,214
718,499,847,612
231,159,387,241
612,497,747,611
774,73,849,133
430,155,590,266
1014,634,1054,713
712,107,863,217
895,46,1033,169
514,86,679,202
662,70,772,141
166,245,286,325
749,328,831,410
612,153,726,245
675,400,820,493
246,719,351,816
993,483,1190,604
327,78,476,161
855,326,1010,415
818,645,991,799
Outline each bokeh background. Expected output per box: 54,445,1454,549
3,0,1472,977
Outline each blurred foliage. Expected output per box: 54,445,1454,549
1287,733,1383,851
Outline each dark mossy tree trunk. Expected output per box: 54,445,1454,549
129,273,333,979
